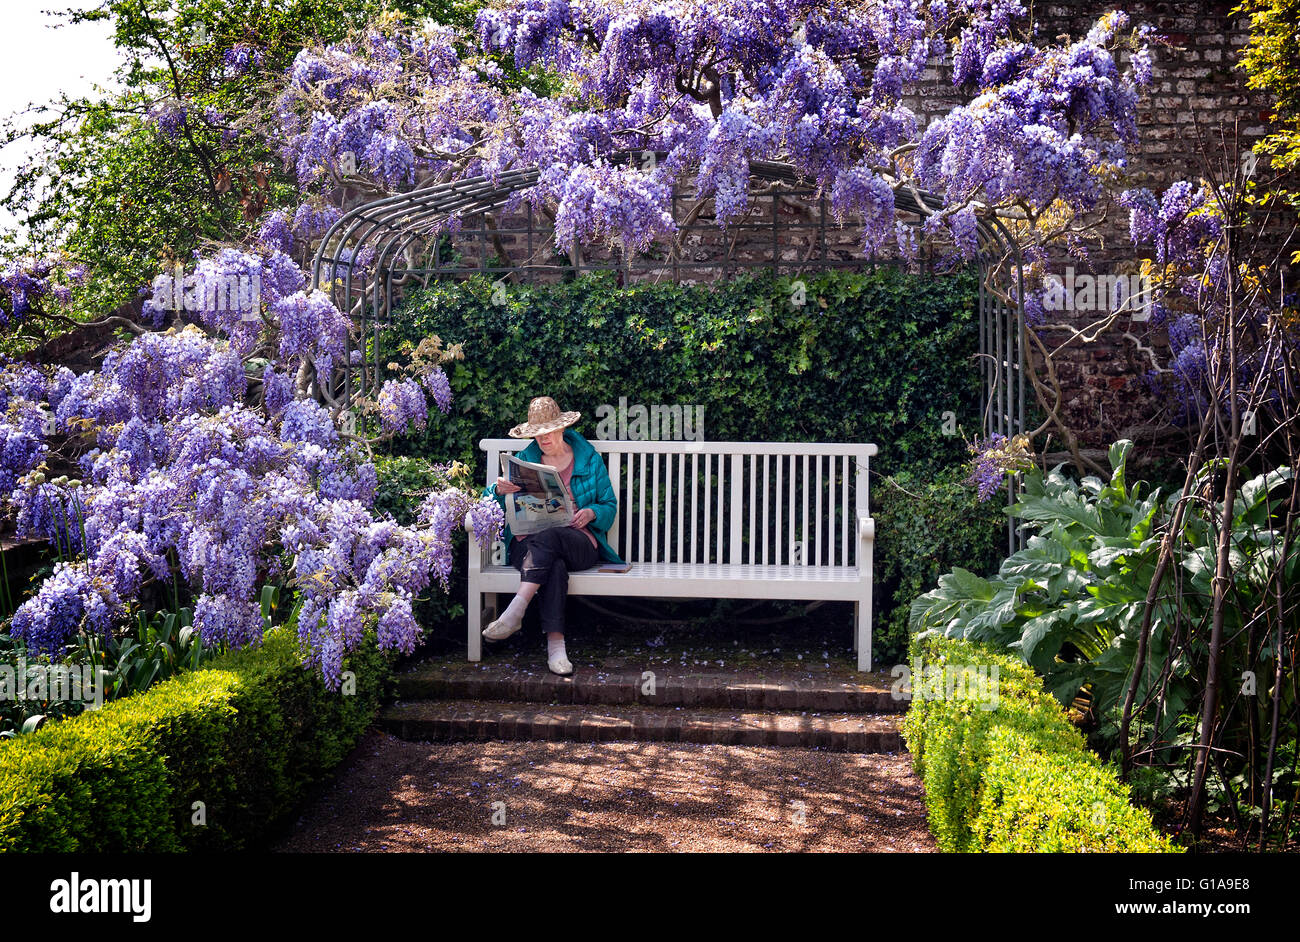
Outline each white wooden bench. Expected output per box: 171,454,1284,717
466,440,878,670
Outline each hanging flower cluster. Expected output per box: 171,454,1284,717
965,433,1036,501
1119,178,1295,424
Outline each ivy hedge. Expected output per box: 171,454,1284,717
389,267,981,477
0,626,391,852
382,267,1001,663
901,633,1178,852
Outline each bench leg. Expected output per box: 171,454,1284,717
467,583,482,663
856,594,872,672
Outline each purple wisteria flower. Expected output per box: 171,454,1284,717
1,258,71,326
291,202,342,243
3,309,485,686
11,563,119,652
223,43,265,77
965,433,1035,501
258,211,294,255
149,100,188,140
273,290,351,377
423,367,453,414
377,378,428,434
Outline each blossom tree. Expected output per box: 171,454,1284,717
2,292,501,688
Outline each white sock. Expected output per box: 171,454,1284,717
547,635,567,661
499,588,535,627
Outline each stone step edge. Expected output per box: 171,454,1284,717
394,670,906,713
379,701,906,753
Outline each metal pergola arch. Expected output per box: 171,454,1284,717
311,156,1027,551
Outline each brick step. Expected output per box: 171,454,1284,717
379,700,905,753
394,663,905,713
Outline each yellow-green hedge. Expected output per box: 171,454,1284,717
0,627,391,852
902,634,1179,852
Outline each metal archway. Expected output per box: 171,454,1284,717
311,157,1027,551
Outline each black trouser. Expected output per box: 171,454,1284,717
507,527,599,635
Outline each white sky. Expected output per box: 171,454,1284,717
0,1,122,241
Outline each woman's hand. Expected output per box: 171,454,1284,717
495,476,520,494
569,507,596,528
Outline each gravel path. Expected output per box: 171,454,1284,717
274,730,936,852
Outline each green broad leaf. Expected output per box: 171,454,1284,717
963,586,1021,634
21,715,46,735
996,553,1063,583
1012,488,1106,535
1012,606,1075,668
1242,541,1288,587
1108,439,1134,480
1183,545,1216,578
1239,466,1293,511
1043,668,1088,706
1079,475,1105,497
997,537,1069,578
1086,578,1145,607
1088,541,1139,570
937,567,998,602
1127,500,1160,542
1074,598,1141,631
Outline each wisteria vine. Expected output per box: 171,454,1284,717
3,247,501,687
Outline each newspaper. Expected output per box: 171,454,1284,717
500,453,575,534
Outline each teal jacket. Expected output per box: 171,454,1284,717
484,429,626,565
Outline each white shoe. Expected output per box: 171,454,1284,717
483,615,522,641
548,653,574,676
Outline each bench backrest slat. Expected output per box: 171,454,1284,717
480,439,877,567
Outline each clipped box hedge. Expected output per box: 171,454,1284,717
0,627,391,852
902,634,1178,852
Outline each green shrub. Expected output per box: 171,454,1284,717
372,454,443,525
0,625,392,852
901,633,1178,852
872,465,1006,663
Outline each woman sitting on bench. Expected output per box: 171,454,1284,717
482,396,626,676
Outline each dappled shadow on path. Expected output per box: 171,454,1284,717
274,732,935,853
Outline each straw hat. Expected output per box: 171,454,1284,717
508,396,581,438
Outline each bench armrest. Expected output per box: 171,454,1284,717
858,516,876,542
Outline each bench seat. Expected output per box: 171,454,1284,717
474,561,869,600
